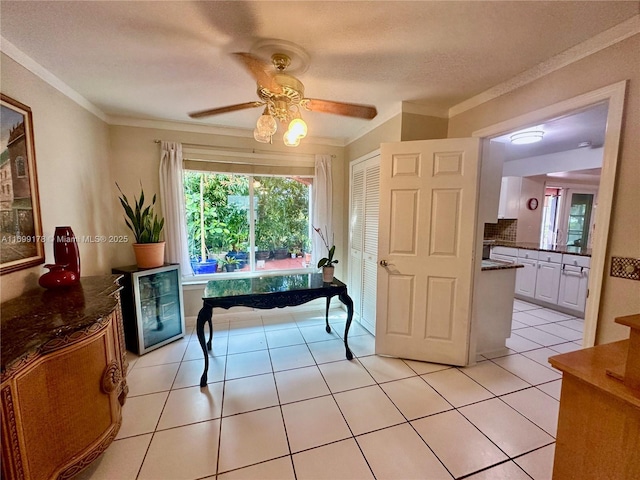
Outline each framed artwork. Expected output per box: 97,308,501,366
0,94,44,274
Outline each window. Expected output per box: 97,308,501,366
184,171,313,275
15,156,26,177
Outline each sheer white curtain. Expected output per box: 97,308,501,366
159,141,192,274
312,154,333,266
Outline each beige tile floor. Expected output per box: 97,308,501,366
77,300,584,480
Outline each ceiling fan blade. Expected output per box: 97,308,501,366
188,101,263,119
232,52,283,94
305,99,377,119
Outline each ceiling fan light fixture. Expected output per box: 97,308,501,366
510,130,544,145
288,118,307,138
256,108,278,136
253,128,272,144
283,129,300,147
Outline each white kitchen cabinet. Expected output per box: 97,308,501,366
515,257,537,298
349,154,380,334
491,246,518,258
491,253,517,264
559,254,590,313
494,245,590,314
534,252,562,304
558,265,589,313
498,176,521,219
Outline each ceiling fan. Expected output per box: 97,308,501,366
188,52,377,146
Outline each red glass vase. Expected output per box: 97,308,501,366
53,226,80,279
39,264,78,289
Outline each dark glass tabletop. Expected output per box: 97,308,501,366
203,273,344,299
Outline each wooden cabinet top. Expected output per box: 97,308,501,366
549,340,640,409
1,275,122,376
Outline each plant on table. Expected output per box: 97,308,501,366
313,225,338,282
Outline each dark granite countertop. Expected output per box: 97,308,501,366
481,259,524,271
1,275,122,375
490,241,592,257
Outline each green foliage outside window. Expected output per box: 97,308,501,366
254,176,310,252
184,172,249,261
183,172,311,266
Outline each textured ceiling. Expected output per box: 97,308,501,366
1,1,637,145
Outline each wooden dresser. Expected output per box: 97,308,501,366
1,275,128,480
549,314,640,480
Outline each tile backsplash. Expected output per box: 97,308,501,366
484,219,518,242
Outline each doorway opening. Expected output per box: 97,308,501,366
473,81,626,348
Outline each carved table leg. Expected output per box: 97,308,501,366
325,295,332,333
339,291,354,360
196,303,213,387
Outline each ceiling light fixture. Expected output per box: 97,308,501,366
510,130,544,145
250,53,309,147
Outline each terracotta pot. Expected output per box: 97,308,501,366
322,265,335,283
133,242,165,268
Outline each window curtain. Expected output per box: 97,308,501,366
312,154,333,266
159,142,192,274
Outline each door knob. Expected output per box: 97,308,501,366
379,260,388,267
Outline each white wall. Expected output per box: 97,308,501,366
1,54,114,303
503,147,603,177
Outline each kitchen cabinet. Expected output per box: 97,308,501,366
558,265,589,313
515,249,538,298
498,176,521,219
476,264,519,354
348,153,380,334
534,252,562,304
492,246,590,314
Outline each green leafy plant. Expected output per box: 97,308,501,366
220,255,239,266
116,183,164,243
314,226,338,268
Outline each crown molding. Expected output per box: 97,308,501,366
1,36,108,122
448,15,640,118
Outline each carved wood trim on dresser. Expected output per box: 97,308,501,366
1,275,128,480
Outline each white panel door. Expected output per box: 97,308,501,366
376,138,481,365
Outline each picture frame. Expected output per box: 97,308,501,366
0,94,44,274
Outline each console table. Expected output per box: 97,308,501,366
197,273,354,387
1,276,128,480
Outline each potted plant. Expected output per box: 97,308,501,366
220,255,239,272
117,183,165,268
314,226,338,282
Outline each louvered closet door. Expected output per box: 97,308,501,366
349,155,380,335
349,163,365,321
361,162,380,333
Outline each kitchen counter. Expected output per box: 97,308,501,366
481,259,523,271
475,262,519,355
488,240,591,257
